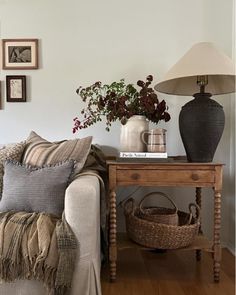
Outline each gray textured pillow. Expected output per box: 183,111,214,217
0,142,26,196
0,160,74,217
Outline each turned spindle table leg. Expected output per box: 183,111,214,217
195,187,202,261
213,191,221,282
109,190,117,282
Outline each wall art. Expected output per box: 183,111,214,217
6,75,26,102
2,39,38,69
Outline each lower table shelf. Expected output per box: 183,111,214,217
117,232,213,252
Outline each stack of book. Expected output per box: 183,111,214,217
120,151,168,158
118,151,171,162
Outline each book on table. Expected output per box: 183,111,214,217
119,151,168,158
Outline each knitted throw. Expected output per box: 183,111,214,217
0,211,77,295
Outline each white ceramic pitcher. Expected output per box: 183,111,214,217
120,115,149,152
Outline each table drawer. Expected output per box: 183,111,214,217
116,169,215,184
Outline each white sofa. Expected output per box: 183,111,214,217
0,174,102,295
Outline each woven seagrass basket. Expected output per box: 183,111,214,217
138,192,178,225
124,198,200,249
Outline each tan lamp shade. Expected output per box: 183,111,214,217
154,42,235,96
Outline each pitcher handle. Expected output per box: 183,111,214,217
141,131,149,145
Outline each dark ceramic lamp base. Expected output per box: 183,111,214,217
179,93,225,162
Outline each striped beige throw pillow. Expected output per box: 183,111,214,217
0,142,26,196
22,131,92,177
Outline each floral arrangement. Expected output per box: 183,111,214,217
73,75,170,133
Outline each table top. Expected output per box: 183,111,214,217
106,157,224,167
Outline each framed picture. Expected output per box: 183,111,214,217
2,39,38,69
6,75,26,102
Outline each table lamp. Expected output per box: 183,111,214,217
154,42,235,162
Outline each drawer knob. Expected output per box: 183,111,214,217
131,173,140,180
192,173,199,181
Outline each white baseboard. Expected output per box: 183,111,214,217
219,241,235,256
227,243,235,256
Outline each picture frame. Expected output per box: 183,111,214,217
6,75,26,102
2,39,38,69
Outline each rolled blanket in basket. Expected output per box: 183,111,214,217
0,211,77,295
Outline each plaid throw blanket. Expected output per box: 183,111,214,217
0,211,77,295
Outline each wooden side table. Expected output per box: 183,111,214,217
106,160,223,283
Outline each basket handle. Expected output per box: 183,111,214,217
187,203,201,225
122,198,135,215
139,191,178,214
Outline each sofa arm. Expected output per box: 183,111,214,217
64,174,102,295
64,174,100,259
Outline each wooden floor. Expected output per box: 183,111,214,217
101,248,235,295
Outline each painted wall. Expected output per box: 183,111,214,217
0,0,235,250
